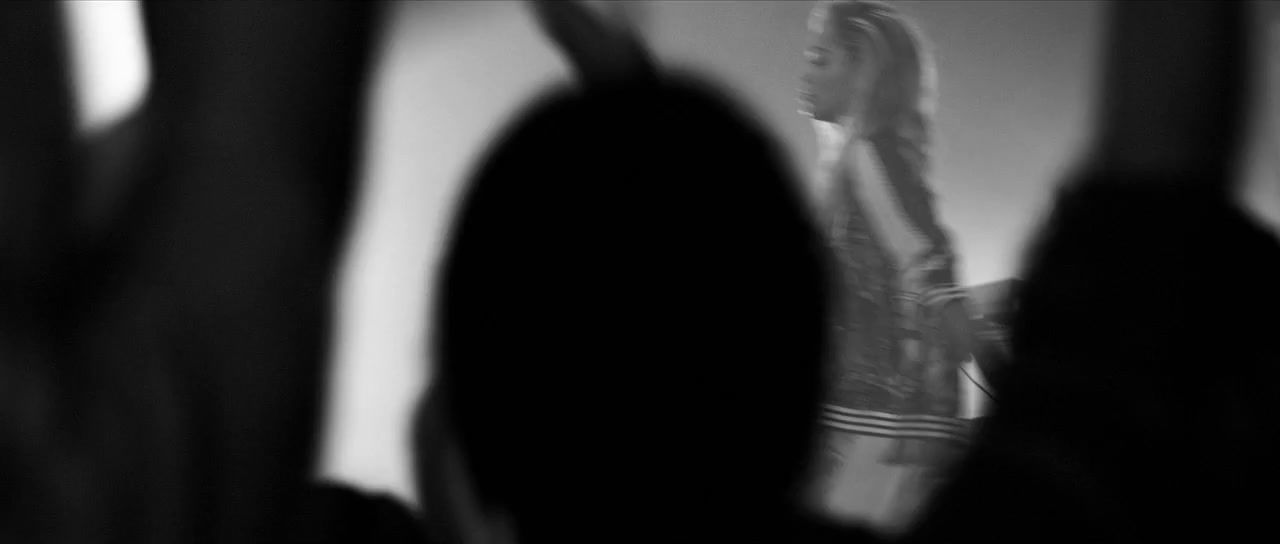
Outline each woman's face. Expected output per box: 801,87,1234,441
799,15,879,124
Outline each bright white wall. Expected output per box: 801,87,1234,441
318,1,569,503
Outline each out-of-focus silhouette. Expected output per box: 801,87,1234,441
0,3,381,544
286,483,428,544
904,2,1280,542
414,2,880,544
528,0,655,86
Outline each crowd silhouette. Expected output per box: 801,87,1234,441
0,1,1277,543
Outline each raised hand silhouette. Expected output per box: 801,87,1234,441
527,0,655,86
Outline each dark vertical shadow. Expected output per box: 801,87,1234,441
1089,0,1250,185
113,4,382,543
0,6,86,544
0,3,77,327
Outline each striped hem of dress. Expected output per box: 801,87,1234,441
919,285,970,308
820,404,972,443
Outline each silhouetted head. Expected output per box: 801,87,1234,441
969,3,1280,541
428,74,830,542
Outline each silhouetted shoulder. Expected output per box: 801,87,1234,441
287,483,430,544
905,173,1280,543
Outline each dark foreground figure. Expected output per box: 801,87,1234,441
0,3,381,544
904,180,1280,544
417,65,885,542
904,2,1280,543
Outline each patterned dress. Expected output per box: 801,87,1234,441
810,130,976,531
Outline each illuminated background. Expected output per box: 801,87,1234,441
65,1,1106,504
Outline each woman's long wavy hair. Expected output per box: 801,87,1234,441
810,0,959,279
813,0,936,135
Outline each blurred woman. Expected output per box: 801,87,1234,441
796,0,975,532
